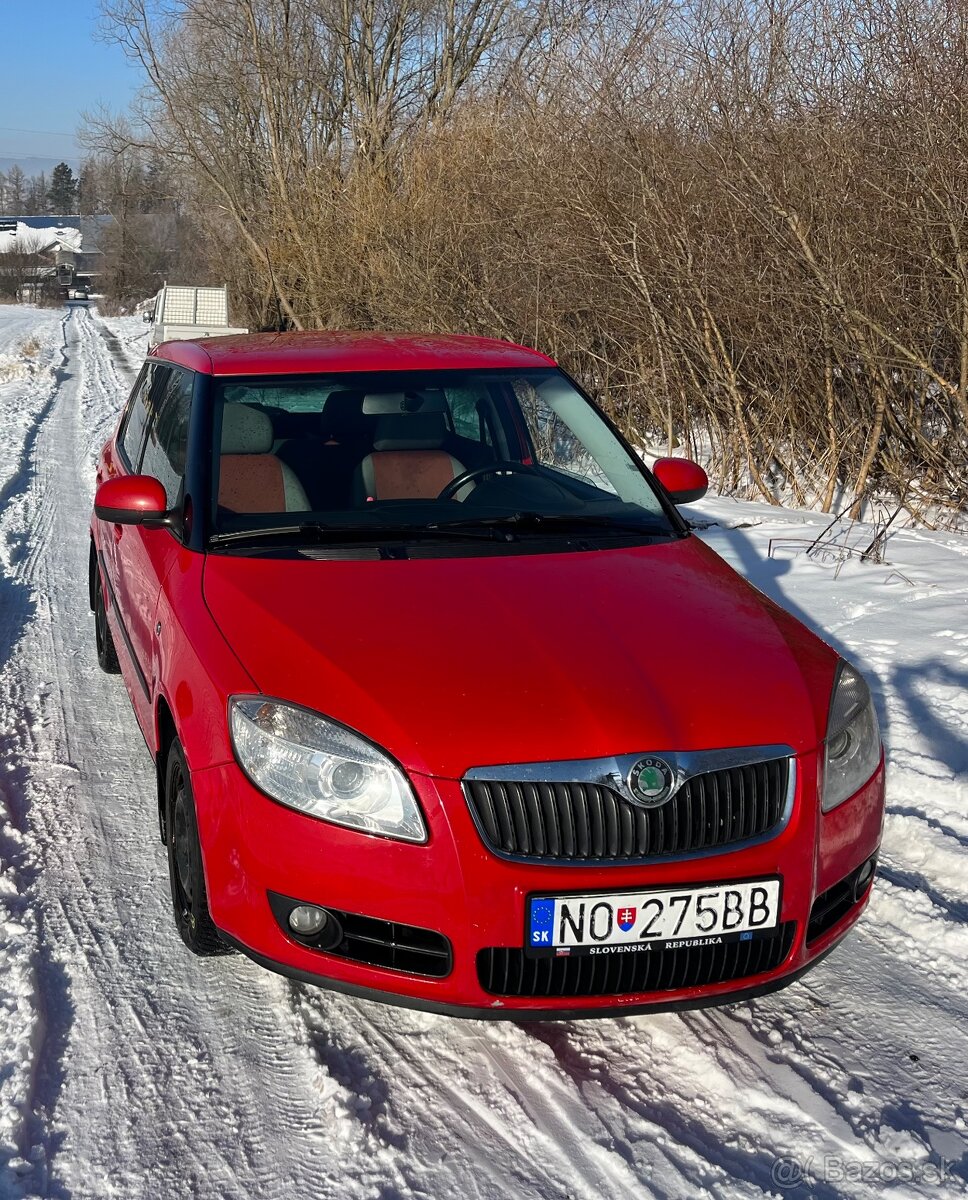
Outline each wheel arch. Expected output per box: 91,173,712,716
155,695,178,844
88,536,98,611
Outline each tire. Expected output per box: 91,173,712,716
93,562,121,674
165,739,231,956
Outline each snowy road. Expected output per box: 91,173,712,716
0,303,965,1199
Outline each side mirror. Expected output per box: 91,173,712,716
95,475,170,526
652,457,709,505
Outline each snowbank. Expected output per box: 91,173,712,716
0,303,964,1198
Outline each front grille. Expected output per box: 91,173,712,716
464,758,790,863
477,923,796,997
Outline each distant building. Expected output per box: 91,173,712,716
0,214,111,293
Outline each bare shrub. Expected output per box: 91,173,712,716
93,0,968,517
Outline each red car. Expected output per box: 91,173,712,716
90,332,884,1018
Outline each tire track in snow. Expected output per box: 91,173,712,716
0,310,71,576
291,987,650,1200
1,308,964,1198
4,308,372,1200
886,806,968,851
0,306,77,1197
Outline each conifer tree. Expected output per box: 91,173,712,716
47,162,79,213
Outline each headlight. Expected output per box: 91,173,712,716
229,697,427,843
822,662,881,812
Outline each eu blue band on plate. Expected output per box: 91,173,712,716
529,898,555,947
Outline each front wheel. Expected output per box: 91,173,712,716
165,739,231,956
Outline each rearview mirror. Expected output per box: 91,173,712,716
95,475,170,526
652,458,709,505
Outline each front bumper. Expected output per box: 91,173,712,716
192,751,885,1017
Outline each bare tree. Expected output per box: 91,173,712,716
87,0,968,518
4,165,27,214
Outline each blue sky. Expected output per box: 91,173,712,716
0,2,140,168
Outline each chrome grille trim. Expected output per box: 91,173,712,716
462,746,796,865
465,745,794,800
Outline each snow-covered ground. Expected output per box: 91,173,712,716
0,302,965,1199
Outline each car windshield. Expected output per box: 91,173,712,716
209,368,675,543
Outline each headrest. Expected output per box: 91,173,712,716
320,390,367,439
372,412,448,452
221,404,273,454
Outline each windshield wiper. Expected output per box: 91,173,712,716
208,521,504,547
431,512,666,537
208,512,666,548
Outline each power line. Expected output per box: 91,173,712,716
0,125,76,139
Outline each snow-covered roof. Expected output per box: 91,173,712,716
0,220,83,255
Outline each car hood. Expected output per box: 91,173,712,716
203,536,838,779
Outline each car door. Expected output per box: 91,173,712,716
112,365,194,730
96,361,156,692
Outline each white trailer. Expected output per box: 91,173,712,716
147,284,248,346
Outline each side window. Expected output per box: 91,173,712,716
447,387,492,446
513,377,618,495
118,364,153,469
140,368,193,509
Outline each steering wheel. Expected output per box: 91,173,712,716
436,461,542,501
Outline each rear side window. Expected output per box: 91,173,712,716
117,364,154,468
141,367,193,508
222,384,327,413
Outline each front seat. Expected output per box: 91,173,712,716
354,413,465,502
218,404,311,513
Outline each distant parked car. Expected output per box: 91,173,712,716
68,284,90,301
89,332,884,1018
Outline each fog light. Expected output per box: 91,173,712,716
853,856,876,901
289,905,328,936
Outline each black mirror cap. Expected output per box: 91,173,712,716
94,504,173,527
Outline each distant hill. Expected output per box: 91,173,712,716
0,156,80,175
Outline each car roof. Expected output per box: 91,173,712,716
149,330,557,377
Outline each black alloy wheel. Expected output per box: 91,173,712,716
165,739,231,956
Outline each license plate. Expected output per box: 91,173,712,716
526,878,781,957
